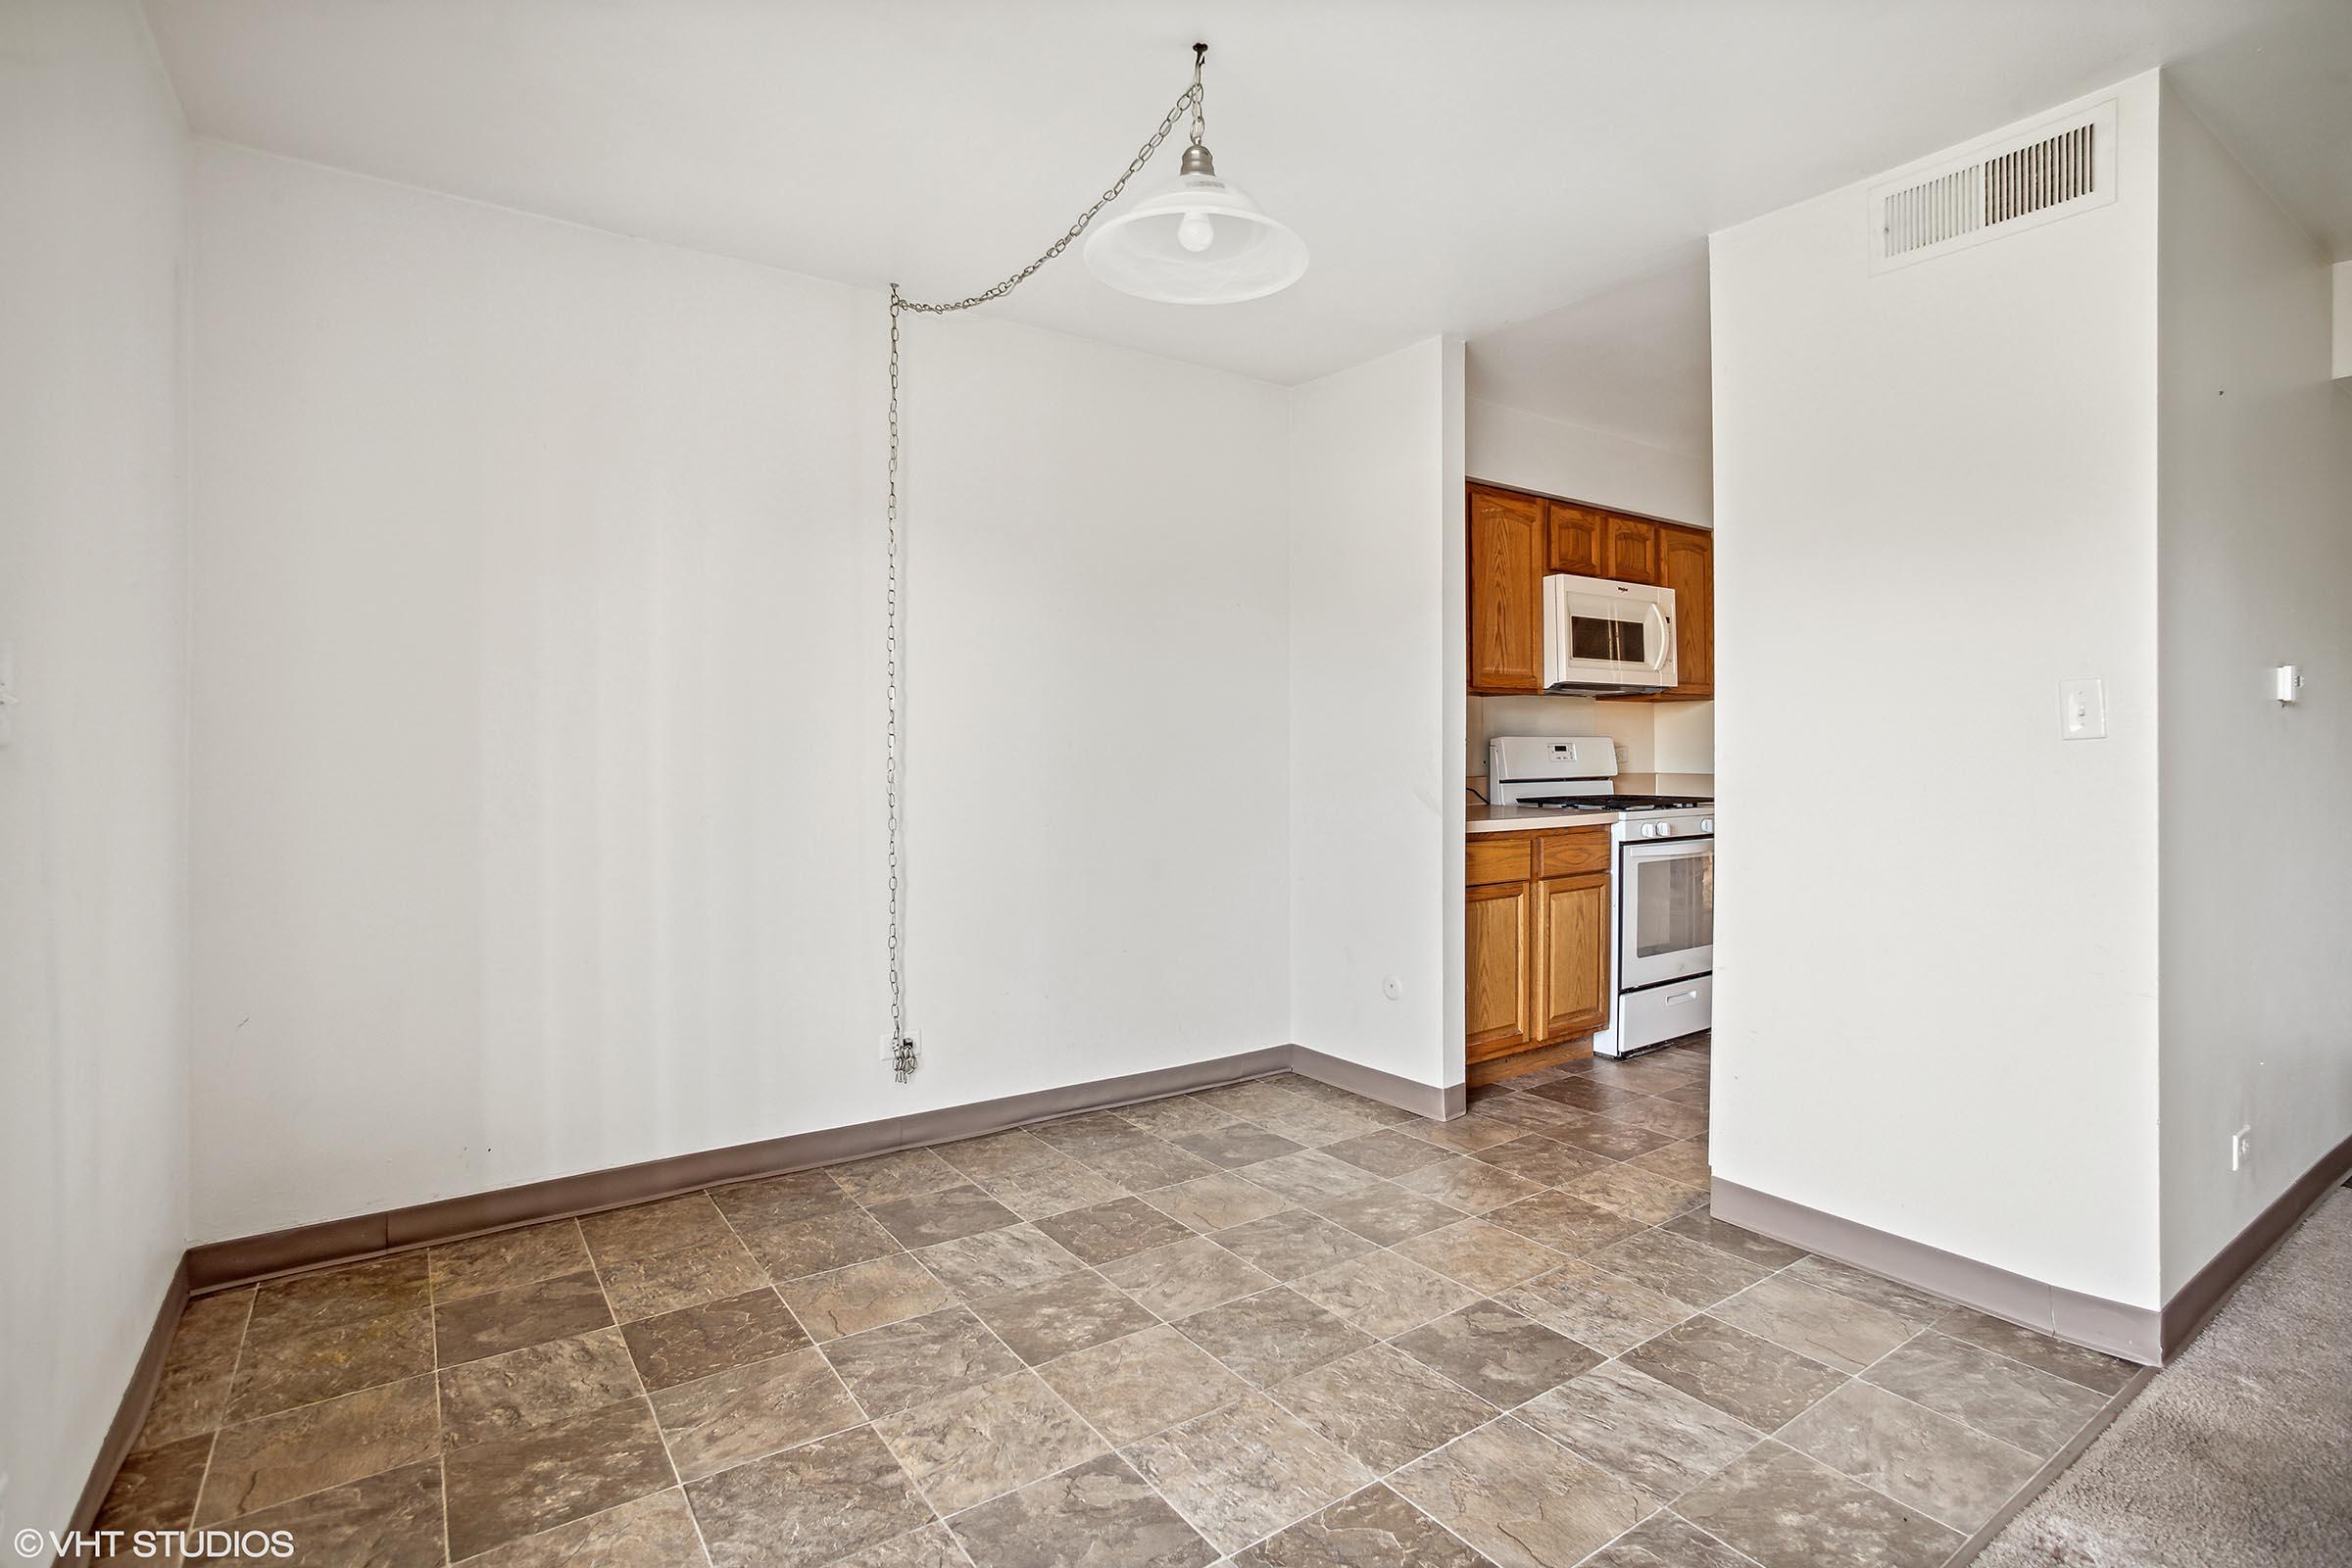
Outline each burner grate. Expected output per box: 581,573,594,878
1520,793,1711,811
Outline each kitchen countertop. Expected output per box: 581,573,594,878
1466,772,1715,835
1469,802,1634,833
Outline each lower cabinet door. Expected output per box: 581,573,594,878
1465,880,1538,1061
1536,872,1612,1040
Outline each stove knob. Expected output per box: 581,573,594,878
1657,821,1674,835
1640,822,1658,838
1700,817,1714,834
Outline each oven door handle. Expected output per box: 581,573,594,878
1620,838,1713,864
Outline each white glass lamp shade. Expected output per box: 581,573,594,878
1084,171,1307,304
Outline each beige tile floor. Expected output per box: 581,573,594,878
90,1037,2135,1566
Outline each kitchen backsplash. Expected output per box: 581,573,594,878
1467,693,1714,779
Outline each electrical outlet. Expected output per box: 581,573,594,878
2230,1125,2253,1171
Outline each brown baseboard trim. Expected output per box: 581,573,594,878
187,1045,1317,1293
1291,1046,1463,1120
1709,1178,2163,1364
73,1043,1446,1554
1716,1124,2352,1371
67,1253,190,1541
2157,1127,2352,1361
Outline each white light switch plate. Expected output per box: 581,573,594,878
2060,678,2107,740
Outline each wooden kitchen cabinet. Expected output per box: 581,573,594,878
1466,825,1611,1064
1601,514,1661,585
1462,480,1711,704
1465,880,1538,1061
1535,871,1611,1040
1467,485,1546,694
1652,522,1714,698
1546,503,1605,576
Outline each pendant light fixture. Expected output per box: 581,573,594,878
1083,45,1309,304
880,43,1298,1082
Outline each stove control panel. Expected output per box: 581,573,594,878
1622,811,1716,843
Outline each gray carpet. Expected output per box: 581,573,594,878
1976,1189,2352,1566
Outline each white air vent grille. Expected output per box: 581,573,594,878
1984,122,2094,224
1884,165,1984,257
1870,102,2116,272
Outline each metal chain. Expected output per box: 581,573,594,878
883,50,1206,1080
885,298,906,1068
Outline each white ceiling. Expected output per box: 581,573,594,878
146,0,2352,450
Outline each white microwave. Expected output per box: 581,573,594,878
1543,573,1678,694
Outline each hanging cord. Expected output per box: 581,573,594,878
881,46,1207,1081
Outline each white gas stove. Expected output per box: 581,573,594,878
1487,736,1715,1057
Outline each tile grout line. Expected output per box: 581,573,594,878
139,1040,2119,1568
1336,1050,1799,1567
182,1273,450,1539
426,1246,454,1568
1469,1229,2075,1555
1078,1070,1579,1559
794,1152,1082,1565
992,1093,1317,1542
134,1051,1694,1556
907,1258,1209,1563
444,1222,710,1560
1168,1049,1850,1560
1555,1256,2087,1550
1069,1073,1411,1559
181,1287,257,1532
1763,1357,2046,1541
654,1193,803,1568
892,1072,1384,1559
750,1057,1693,1559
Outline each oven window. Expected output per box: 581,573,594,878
1634,851,1715,957
1569,614,1645,662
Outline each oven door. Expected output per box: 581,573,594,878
1619,837,1714,989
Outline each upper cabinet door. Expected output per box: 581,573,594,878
1547,503,1605,576
1467,485,1545,693
1602,514,1661,585
1656,523,1714,697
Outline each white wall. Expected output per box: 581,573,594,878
1468,398,1712,524
2155,88,2352,1298
1466,696,1719,781
1465,696,1658,777
1288,338,1467,1090
1709,76,2165,1307
0,0,189,1541
1652,701,1717,775
187,145,1292,1242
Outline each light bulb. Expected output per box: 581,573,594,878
1176,211,1215,253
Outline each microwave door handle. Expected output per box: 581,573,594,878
1646,602,1672,674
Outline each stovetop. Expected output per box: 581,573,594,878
1517,793,1712,812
